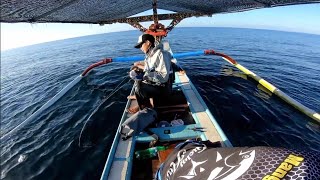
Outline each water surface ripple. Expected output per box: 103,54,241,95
1,28,320,179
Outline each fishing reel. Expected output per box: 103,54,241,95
129,66,144,80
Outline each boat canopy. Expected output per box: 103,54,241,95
1,0,319,24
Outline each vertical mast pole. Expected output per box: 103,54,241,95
152,0,158,25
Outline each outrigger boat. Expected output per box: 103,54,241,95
100,41,233,179
1,0,320,179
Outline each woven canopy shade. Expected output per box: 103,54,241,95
1,0,319,24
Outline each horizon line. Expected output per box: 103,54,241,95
1,26,319,52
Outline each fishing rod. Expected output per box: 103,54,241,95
0,52,202,140
2,49,319,140
78,76,131,148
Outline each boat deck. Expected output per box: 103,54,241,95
101,71,231,180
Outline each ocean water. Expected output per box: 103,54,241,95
1,27,320,179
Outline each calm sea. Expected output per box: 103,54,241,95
1,27,320,179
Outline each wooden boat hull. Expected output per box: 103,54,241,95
100,68,232,180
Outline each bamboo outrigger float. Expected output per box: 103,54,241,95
220,57,320,122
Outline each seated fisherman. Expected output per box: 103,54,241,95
127,34,172,113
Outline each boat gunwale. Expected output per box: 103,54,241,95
100,85,136,180
174,72,232,147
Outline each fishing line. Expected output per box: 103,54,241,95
104,76,131,100
78,76,132,147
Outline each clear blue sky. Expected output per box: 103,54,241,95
1,4,319,51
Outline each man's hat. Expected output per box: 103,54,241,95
134,34,155,48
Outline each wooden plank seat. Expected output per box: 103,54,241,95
156,103,189,115
136,124,202,142
156,104,188,109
